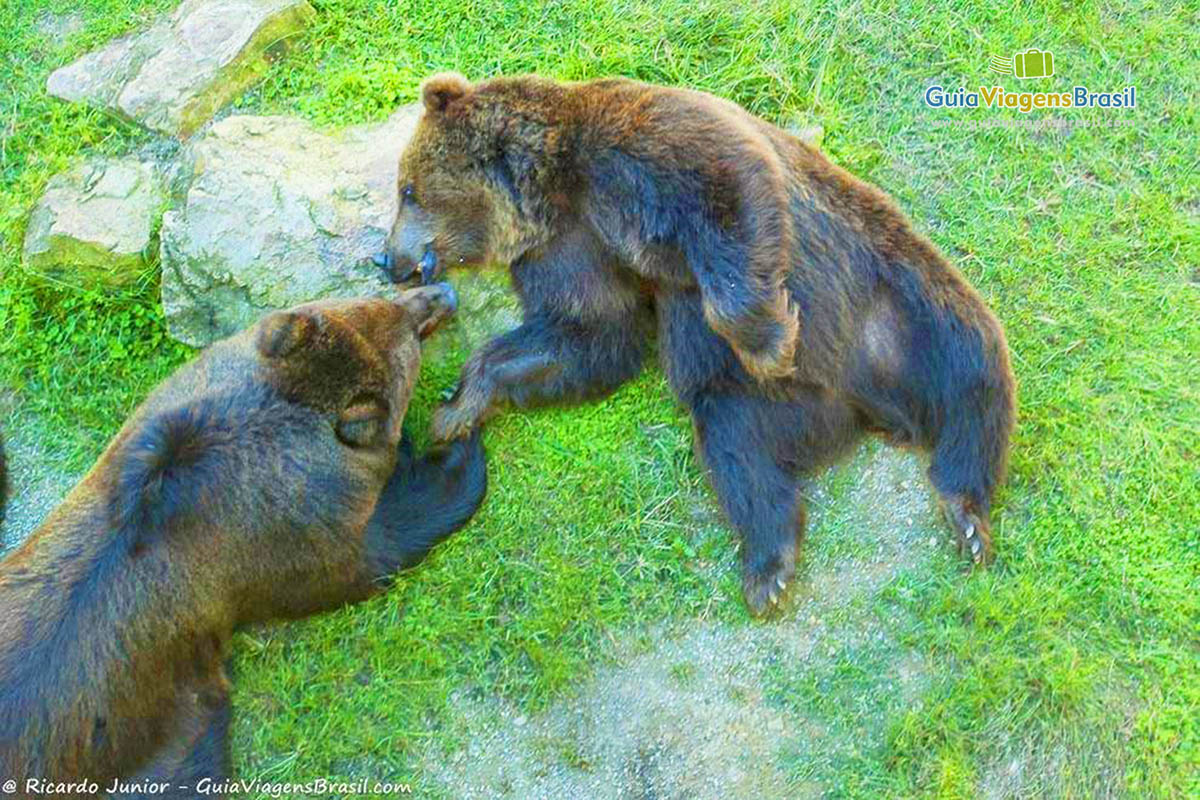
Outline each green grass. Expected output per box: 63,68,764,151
2,0,1198,796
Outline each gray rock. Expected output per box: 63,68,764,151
22,157,165,286
46,0,315,138
160,106,422,346
160,101,526,351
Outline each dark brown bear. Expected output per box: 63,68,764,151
0,286,486,791
379,73,1015,616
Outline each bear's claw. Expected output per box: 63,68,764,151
943,499,994,567
742,558,795,617
431,403,481,442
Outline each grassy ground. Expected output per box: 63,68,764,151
1,0,1197,796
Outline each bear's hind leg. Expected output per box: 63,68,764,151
690,390,856,616
926,381,1013,566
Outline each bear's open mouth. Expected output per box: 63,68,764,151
371,245,441,285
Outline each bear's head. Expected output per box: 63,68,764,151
378,73,566,284
114,284,458,618
251,287,455,451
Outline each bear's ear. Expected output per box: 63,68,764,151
257,311,315,359
422,72,471,114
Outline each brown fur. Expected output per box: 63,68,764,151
384,74,1015,615
0,287,476,788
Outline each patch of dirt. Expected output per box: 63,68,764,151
0,396,81,554
416,443,947,798
429,623,797,799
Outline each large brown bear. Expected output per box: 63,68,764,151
377,73,1015,616
0,286,485,792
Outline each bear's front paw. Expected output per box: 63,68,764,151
431,380,496,442
431,402,483,442
732,315,799,382
742,553,796,617
705,295,800,382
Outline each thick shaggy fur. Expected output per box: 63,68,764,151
0,288,486,790
382,73,1015,615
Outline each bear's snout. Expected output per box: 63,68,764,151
374,246,439,285
398,282,458,339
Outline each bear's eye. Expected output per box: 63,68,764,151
401,183,416,204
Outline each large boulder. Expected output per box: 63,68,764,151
160,105,406,346
160,103,523,350
46,0,315,139
22,157,165,286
